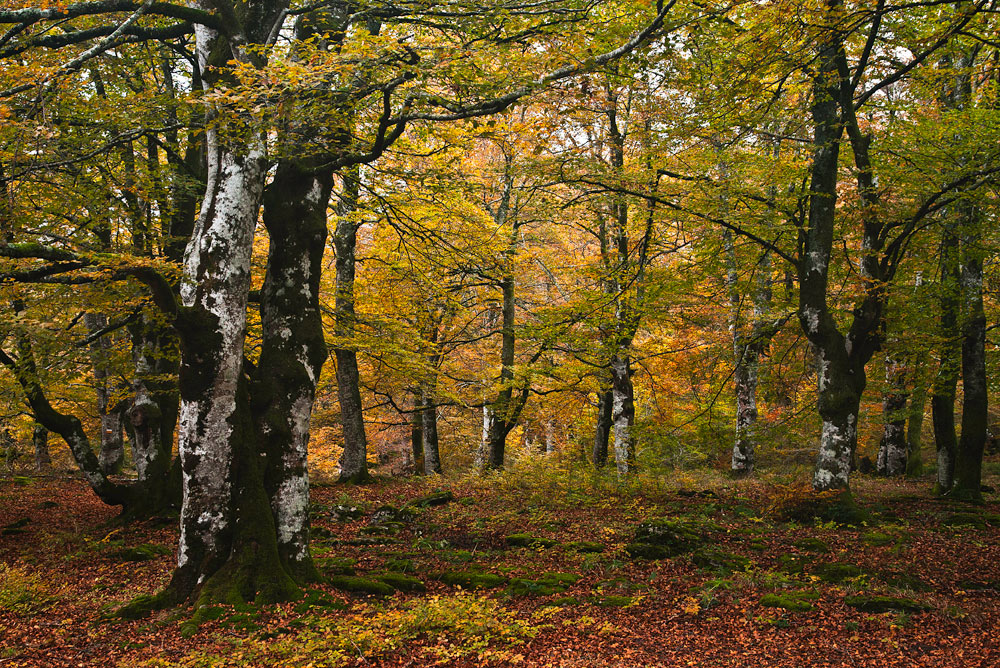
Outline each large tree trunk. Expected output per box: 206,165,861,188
254,159,332,578
411,393,425,475
483,274,517,470
421,388,442,474
332,166,370,484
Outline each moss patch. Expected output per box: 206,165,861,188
792,537,831,553
372,572,426,592
845,595,930,613
506,572,581,597
760,591,819,612
436,571,507,589
811,562,863,583
625,519,708,560
404,490,455,508
315,557,357,576
107,543,171,562
506,534,558,549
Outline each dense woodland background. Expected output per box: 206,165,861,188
1,2,1000,662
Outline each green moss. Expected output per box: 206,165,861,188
505,534,558,548
565,541,605,553
861,531,894,547
505,572,581,597
436,571,507,589
327,576,394,596
549,596,579,606
844,595,931,613
811,562,863,583
628,519,706,558
759,591,819,612
941,513,988,529
776,554,813,574
293,590,349,614
383,558,416,573
372,572,426,592
624,543,672,560
107,543,171,562
792,537,831,553
315,556,357,575
690,548,751,573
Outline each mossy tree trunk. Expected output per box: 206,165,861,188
32,424,50,472
254,157,332,579
878,353,909,476
932,223,961,493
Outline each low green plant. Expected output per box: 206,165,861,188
0,563,53,615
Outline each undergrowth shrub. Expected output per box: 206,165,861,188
763,483,861,524
0,563,53,615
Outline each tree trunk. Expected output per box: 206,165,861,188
610,353,636,476
332,167,370,484
411,394,425,475
483,274,517,471
951,212,987,502
254,158,332,578
878,354,908,476
84,312,125,475
906,378,928,476
33,425,50,472
932,225,961,493
593,387,612,468
421,389,442,474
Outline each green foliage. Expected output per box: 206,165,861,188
759,591,819,612
436,570,507,589
0,563,53,615
505,533,559,548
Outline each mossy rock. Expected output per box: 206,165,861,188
37,500,60,509
941,513,988,530
565,541,605,553
360,523,404,536
315,556,357,575
336,537,399,546
107,543,171,562
383,558,416,573
506,534,558,549
776,554,813,574
956,579,1000,591
624,543,673,560
327,575,394,596
372,571,426,592
845,595,930,613
444,549,475,563
629,519,706,557
506,572,582,597
760,591,820,612
860,531,894,547
404,490,455,508
332,505,364,521
792,537,831,553
811,562,862,583
691,548,751,573
436,570,507,589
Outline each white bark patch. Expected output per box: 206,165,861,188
274,391,312,560
813,416,855,490
802,307,821,335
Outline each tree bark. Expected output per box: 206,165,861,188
932,224,961,493
332,166,370,484
878,353,908,476
254,158,332,578
411,393,425,475
84,313,125,476
32,424,50,472
593,387,613,468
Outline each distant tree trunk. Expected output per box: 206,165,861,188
932,222,962,494
411,394,425,475
421,389,442,474
484,273,517,471
906,379,928,476
332,166,370,484
545,421,556,455
592,387,613,468
84,312,124,476
32,425,50,471
878,353,908,476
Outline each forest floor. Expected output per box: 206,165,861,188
3,461,1000,668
